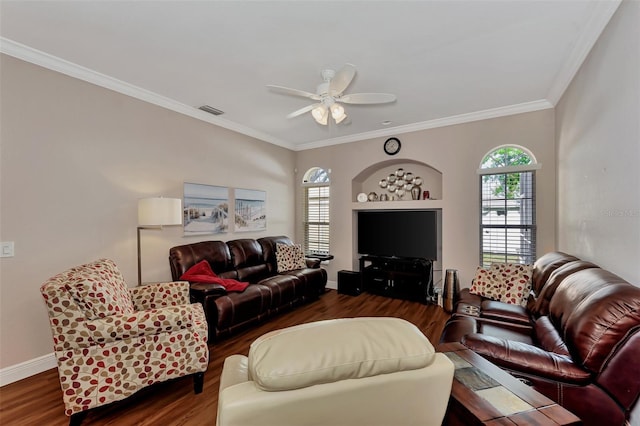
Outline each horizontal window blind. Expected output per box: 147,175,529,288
480,171,536,267
304,185,330,255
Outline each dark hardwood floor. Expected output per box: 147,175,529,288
0,290,450,425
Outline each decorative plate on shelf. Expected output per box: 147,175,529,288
357,192,368,202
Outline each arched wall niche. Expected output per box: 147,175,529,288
352,159,443,202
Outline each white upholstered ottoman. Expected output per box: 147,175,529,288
216,317,454,426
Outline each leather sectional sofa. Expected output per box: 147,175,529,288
440,252,640,426
169,236,327,341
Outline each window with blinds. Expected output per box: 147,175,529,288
478,146,538,267
302,167,330,256
304,185,330,255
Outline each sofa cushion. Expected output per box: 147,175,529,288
214,285,272,334
530,260,598,318
280,267,327,297
228,239,270,282
480,299,531,326
534,316,569,355
257,274,300,310
531,251,579,295
461,333,591,384
275,243,307,273
476,321,534,344
550,268,640,373
169,240,234,280
248,317,435,391
228,239,264,268
65,259,134,320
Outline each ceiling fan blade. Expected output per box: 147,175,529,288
339,93,397,105
329,63,356,95
286,103,318,119
267,85,321,100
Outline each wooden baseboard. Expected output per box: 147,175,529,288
0,352,56,386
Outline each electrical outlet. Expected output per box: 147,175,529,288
1,242,15,257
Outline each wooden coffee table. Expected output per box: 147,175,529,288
438,342,581,425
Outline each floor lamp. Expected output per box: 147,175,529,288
137,197,182,285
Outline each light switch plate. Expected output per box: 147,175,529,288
1,241,15,257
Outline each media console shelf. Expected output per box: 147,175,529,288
359,255,434,304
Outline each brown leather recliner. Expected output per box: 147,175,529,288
169,236,327,341
440,252,640,426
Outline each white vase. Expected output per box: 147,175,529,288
411,186,421,200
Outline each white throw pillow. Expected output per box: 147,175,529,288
275,243,307,273
469,263,533,306
469,266,504,301
491,262,533,307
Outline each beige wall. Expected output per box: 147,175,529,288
296,109,557,290
0,55,296,369
1,3,636,386
555,0,640,284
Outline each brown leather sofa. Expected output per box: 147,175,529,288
440,252,640,426
169,236,327,341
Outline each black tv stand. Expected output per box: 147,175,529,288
359,255,434,304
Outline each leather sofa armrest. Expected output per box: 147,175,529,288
219,355,249,394
305,258,321,268
461,333,591,384
190,282,227,300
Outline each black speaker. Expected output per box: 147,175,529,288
338,270,361,296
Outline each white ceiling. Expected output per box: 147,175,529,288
0,1,620,151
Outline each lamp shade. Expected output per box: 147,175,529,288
138,197,182,226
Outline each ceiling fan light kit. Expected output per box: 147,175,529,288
312,104,329,125
267,63,396,126
330,104,347,123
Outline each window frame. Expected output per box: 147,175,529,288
302,168,330,256
478,146,540,267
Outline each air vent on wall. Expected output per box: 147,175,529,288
198,105,225,116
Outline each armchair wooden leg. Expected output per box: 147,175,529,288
193,372,205,394
69,411,87,426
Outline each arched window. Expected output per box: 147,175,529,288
478,146,539,267
302,167,330,255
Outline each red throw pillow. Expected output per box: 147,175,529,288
180,260,249,292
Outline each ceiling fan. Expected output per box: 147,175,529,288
267,63,396,125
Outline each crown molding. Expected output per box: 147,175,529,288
2,0,613,155
546,0,622,105
295,99,554,151
0,37,295,150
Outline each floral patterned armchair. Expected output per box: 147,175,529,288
40,259,209,426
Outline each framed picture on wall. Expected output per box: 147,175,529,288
183,182,229,235
234,188,266,232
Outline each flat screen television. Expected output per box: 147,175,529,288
357,210,437,260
